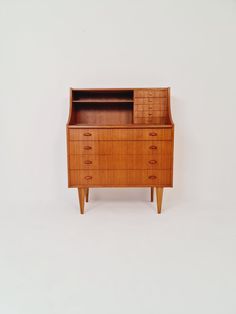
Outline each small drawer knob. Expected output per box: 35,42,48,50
83,132,92,136
149,132,157,136
84,160,92,164
84,176,92,180
84,146,92,150
148,175,157,180
149,160,157,164
149,145,157,150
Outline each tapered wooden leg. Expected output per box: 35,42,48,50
156,188,163,214
150,187,154,202
78,188,85,214
85,188,89,202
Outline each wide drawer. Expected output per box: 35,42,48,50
69,170,172,186
134,98,167,105
68,128,172,141
69,141,173,155
69,155,172,170
134,89,168,98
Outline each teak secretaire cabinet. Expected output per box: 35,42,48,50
66,88,174,214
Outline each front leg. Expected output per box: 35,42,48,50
78,188,85,214
156,188,163,214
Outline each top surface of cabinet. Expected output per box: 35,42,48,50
67,88,174,128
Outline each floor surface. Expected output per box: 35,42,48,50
0,191,235,314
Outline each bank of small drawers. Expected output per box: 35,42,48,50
68,128,173,186
134,89,169,124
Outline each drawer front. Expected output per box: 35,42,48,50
134,89,168,98
134,98,167,106
69,141,173,155
69,170,172,186
134,110,168,118
134,117,169,124
134,103,167,111
68,128,172,141
69,155,172,170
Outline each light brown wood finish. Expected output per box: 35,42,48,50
69,141,173,155
70,169,172,186
78,188,85,214
69,128,172,141
69,155,173,170
67,88,174,214
156,187,163,214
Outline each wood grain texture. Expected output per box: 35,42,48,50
67,87,174,214
156,187,163,214
78,188,85,214
69,141,173,155
70,170,172,186
69,155,173,170
69,128,172,141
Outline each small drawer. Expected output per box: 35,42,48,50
69,169,172,186
135,98,167,105
134,110,168,118
134,117,169,125
134,103,167,111
134,89,168,98
134,111,154,118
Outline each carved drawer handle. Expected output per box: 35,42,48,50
148,98,153,102
148,91,153,96
149,160,157,164
84,160,92,164
148,175,157,180
149,132,157,136
84,176,92,180
149,145,157,150
84,146,92,150
148,113,152,116
83,132,92,136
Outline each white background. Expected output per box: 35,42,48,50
0,0,236,313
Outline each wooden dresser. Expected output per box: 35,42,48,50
67,88,174,214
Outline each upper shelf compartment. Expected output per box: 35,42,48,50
72,89,133,103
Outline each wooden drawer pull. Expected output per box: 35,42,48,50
149,160,157,164
83,132,92,136
148,175,157,180
84,176,92,180
149,145,157,150
84,160,92,164
148,98,153,102
84,146,92,150
149,132,157,136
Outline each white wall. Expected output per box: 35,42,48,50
0,0,236,207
